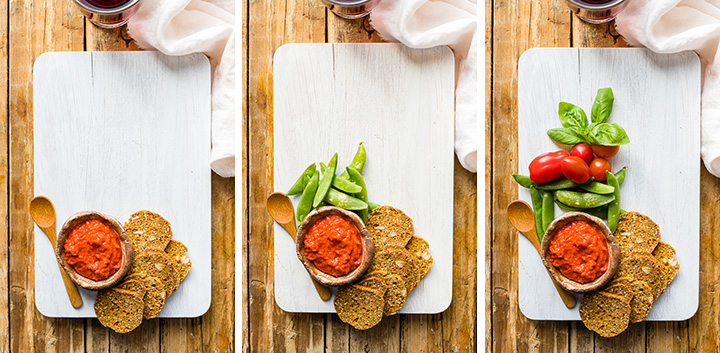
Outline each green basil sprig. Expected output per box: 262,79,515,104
547,88,629,146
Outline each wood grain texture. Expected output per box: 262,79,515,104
0,0,9,349
245,5,477,353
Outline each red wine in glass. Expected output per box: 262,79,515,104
72,0,140,28
76,0,132,10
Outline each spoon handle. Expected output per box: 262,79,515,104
523,228,576,308
42,224,83,308
278,221,332,301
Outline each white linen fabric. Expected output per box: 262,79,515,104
127,0,235,177
616,0,720,177
370,0,478,173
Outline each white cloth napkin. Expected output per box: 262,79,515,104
616,0,720,177
370,0,478,173
127,0,235,177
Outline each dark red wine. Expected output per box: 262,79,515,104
574,0,614,4
76,0,132,10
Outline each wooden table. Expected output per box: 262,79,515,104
0,3,235,352
242,3,478,352
489,1,720,351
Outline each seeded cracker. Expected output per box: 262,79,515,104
579,291,631,338
334,285,384,330
615,253,667,300
628,280,654,323
95,288,144,333
366,206,414,248
171,253,192,286
368,246,420,293
165,239,188,256
115,278,148,300
142,276,166,319
124,210,173,251
405,235,433,279
382,274,407,316
652,241,680,285
613,211,660,254
130,251,178,295
600,282,633,304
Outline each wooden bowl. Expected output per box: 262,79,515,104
296,206,374,287
540,212,620,293
56,211,133,291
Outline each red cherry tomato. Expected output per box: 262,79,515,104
529,150,569,183
560,156,591,184
570,143,594,164
589,158,612,182
591,144,619,158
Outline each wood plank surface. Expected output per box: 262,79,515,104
1,3,235,352
490,1,716,353
244,4,477,353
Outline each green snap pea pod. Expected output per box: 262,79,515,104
287,163,316,195
620,209,627,214
314,153,338,207
318,201,330,207
541,191,554,238
615,167,627,185
320,162,327,170
323,188,368,210
554,200,608,219
340,143,367,179
346,166,368,222
579,181,615,195
296,170,320,225
529,186,543,237
606,171,621,232
512,174,534,188
331,175,362,193
368,201,381,211
555,190,615,209
536,178,577,191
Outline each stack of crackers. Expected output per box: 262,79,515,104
94,211,192,333
334,206,433,330
580,211,679,337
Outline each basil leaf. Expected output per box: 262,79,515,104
558,102,588,131
591,88,614,124
589,123,629,146
547,128,586,145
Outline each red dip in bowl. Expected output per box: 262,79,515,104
63,219,123,281
303,214,363,277
548,220,609,283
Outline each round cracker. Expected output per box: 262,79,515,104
334,285,384,330
382,274,407,316
115,278,148,300
579,291,631,338
366,206,414,248
124,210,173,252
616,253,667,300
94,288,144,333
130,251,178,295
629,281,654,323
368,247,420,293
356,275,388,296
405,236,433,279
165,239,188,256
170,253,192,286
652,242,679,285
613,211,660,254
142,276,167,319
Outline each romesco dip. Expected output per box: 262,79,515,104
63,219,123,281
548,220,609,284
303,214,363,277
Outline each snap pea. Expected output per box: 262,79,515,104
615,167,627,185
323,188,368,210
620,209,627,214
287,163,316,195
541,191,554,238
536,178,577,191
346,166,368,222
529,185,543,237
368,201,381,211
606,171,620,232
332,175,362,193
296,170,320,225
554,200,608,219
318,201,330,207
512,174,534,188
579,181,615,195
340,143,367,178
555,190,615,209
313,153,338,207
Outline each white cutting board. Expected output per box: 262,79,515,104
518,48,700,320
33,51,212,318
273,43,454,313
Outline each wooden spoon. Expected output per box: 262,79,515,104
507,200,576,308
29,196,83,308
267,192,332,301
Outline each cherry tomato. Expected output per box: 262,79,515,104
589,158,612,182
591,144,619,158
560,156,591,184
570,143,594,164
529,150,569,183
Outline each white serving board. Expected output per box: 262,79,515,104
273,43,455,313
33,51,212,318
518,48,701,321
